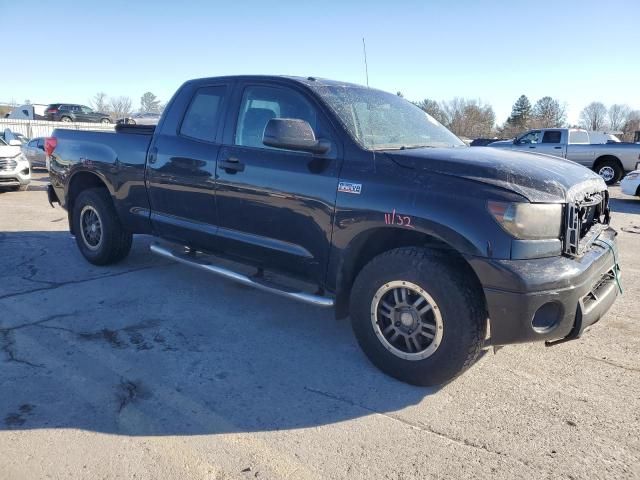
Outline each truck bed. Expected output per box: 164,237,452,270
49,127,154,233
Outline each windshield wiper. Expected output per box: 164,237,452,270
399,145,435,150
372,145,434,151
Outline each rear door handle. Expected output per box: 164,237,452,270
529,146,536,149
148,147,158,164
554,146,562,149
219,157,245,173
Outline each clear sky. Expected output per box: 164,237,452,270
3,0,639,125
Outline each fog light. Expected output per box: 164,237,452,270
532,302,562,333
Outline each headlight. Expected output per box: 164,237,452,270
624,172,639,180
487,201,562,240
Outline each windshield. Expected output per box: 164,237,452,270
314,85,464,150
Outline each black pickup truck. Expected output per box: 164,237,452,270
46,75,620,386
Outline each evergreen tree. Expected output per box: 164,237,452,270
140,92,161,113
506,95,532,130
532,97,566,128
416,99,448,125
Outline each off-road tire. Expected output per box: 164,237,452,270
350,247,486,386
73,188,132,265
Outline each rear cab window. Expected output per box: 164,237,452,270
568,130,590,144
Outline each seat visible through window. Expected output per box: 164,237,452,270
235,85,318,149
240,108,276,147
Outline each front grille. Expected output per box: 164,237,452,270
0,177,18,183
0,158,18,171
564,190,610,256
582,267,618,312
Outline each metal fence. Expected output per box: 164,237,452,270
0,118,115,139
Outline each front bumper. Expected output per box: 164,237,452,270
469,227,620,346
0,159,31,186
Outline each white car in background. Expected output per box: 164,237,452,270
0,136,31,190
621,171,640,197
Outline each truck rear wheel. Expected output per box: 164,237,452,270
72,188,132,265
349,247,486,386
595,159,622,185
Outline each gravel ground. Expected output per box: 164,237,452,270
0,172,639,480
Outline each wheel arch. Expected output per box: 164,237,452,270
66,170,112,234
593,155,623,174
333,226,487,320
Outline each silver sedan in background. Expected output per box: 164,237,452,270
117,112,162,125
22,137,47,169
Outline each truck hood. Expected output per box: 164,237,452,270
386,146,606,203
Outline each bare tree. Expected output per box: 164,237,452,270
622,110,640,142
441,98,495,138
531,97,566,128
608,104,630,131
90,92,109,113
415,99,448,125
580,102,608,130
109,96,133,121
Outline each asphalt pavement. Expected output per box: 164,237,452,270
1,172,639,479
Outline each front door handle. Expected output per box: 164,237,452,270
529,146,536,149
554,146,562,149
219,157,245,173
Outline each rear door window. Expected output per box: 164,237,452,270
179,86,227,143
542,131,562,143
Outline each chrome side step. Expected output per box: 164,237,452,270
150,243,335,308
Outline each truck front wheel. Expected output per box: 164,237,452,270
72,188,132,265
349,247,486,386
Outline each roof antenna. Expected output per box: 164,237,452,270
362,37,370,88
362,36,375,172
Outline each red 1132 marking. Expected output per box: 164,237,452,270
384,209,414,228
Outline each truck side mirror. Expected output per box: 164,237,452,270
263,118,330,155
